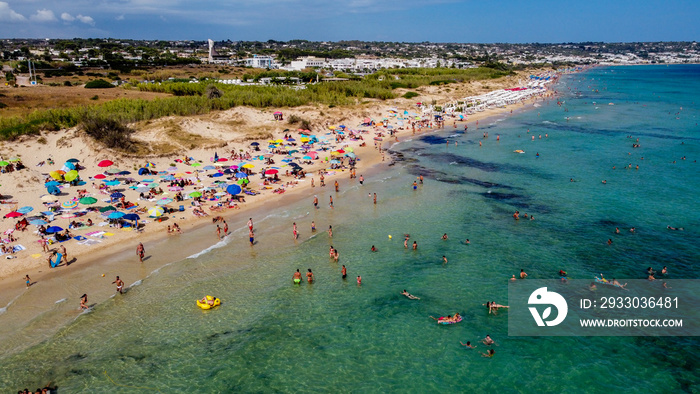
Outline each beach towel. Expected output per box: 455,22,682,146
57,237,73,243
103,232,114,236
12,245,25,252
50,253,63,268
74,235,87,241
31,253,42,259
88,231,105,237
85,231,101,236
120,228,133,232
77,239,101,246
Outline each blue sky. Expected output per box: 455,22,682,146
0,0,698,42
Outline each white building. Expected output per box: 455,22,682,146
245,54,278,69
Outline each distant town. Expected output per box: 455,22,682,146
2,39,699,73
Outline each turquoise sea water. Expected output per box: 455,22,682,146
1,65,699,392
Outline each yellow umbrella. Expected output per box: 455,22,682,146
300,137,310,143
274,139,284,144
64,170,79,182
49,170,64,180
345,147,354,153
174,173,186,178
148,206,165,217
242,164,255,169
328,125,336,130
331,151,341,156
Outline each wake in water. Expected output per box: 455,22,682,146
0,293,23,315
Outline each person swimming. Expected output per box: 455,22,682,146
402,289,420,300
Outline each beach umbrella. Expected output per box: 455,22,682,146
138,168,150,175
169,186,183,191
47,185,60,195
148,183,159,189
235,172,248,178
190,162,202,167
148,206,165,217
79,197,98,205
250,142,260,146
236,178,249,185
345,147,354,153
242,164,254,169
215,191,228,197
63,162,75,171
167,166,178,172
203,165,216,170
329,160,340,164
110,192,125,199
308,152,319,159
302,156,312,160
265,169,278,175
106,168,122,175
134,186,150,194
0,161,8,167
105,180,121,186
49,171,64,180
93,174,106,180
30,219,48,226
64,170,79,182
45,181,61,187
41,194,58,202
17,206,33,214
162,175,176,181
226,184,242,195
145,162,156,168
346,152,356,159
98,160,114,167
99,205,117,213
108,211,125,219
45,226,64,234
122,213,140,221
189,191,202,198
118,171,131,175
67,158,80,163
61,200,78,209
211,173,223,178
157,198,173,205
4,211,22,218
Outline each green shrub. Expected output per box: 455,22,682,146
90,95,99,100
81,115,137,152
85,79,115,89
402,91,419,99
0,102,7,109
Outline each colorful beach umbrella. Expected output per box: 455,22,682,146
265,169,278,175
242,164,254,169
99,205,117,213
17,206,34,214
61,200,78,209
45,226,64,234
30,219,48,226
156,198,173,205
4,211,22,218
49,171,64,180
97,160,114,167
148,206,164,217
93,174,106,180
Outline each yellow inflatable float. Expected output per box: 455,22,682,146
196,295,221,310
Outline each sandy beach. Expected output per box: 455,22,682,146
0,71,558,351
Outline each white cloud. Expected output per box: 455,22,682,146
76,14,95,25
116,14,124,20
61,12,75,22
0,2,27,22
30,9,57,22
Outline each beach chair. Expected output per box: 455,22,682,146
49,253,63,268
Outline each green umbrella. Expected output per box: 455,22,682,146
64,170,79,182
0,161,9,167
190,162,202,167
79,196,98,205
236,178,249,185
99,205,117,213
189,191,202,198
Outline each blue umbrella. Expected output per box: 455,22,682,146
235,172,248,178
138,168,149,175
211,173,223,178
122,213,140,221
67,158,80,163
203,165,216,170
250,142,260,146
223,168,234,174
47,185,60,195
45,226,64,234
63,162,76,170
118,171,131,175
226,184,242,195
142,179,154,183
110,192,125,199
45,181,60,187
108,212,125,219
30,219,48,226
162,175,176,181
17,206,33,214
105,180,121,186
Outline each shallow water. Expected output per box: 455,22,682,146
1,65,699,392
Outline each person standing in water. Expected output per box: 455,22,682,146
136,243,145,263
373,193,377,205
342,265,347,279
306,269,314,283
359,175,364,185
24,275,31,288
247,218,254,232
249,229,255,245
293,269,302,285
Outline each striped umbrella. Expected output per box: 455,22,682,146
148,206,165,217
61,200,78,209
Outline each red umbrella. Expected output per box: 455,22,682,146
265,169,279,175
4,211,22,218
94,174,106,179
97,160,114,167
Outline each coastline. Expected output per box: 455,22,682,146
0,73,561,355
